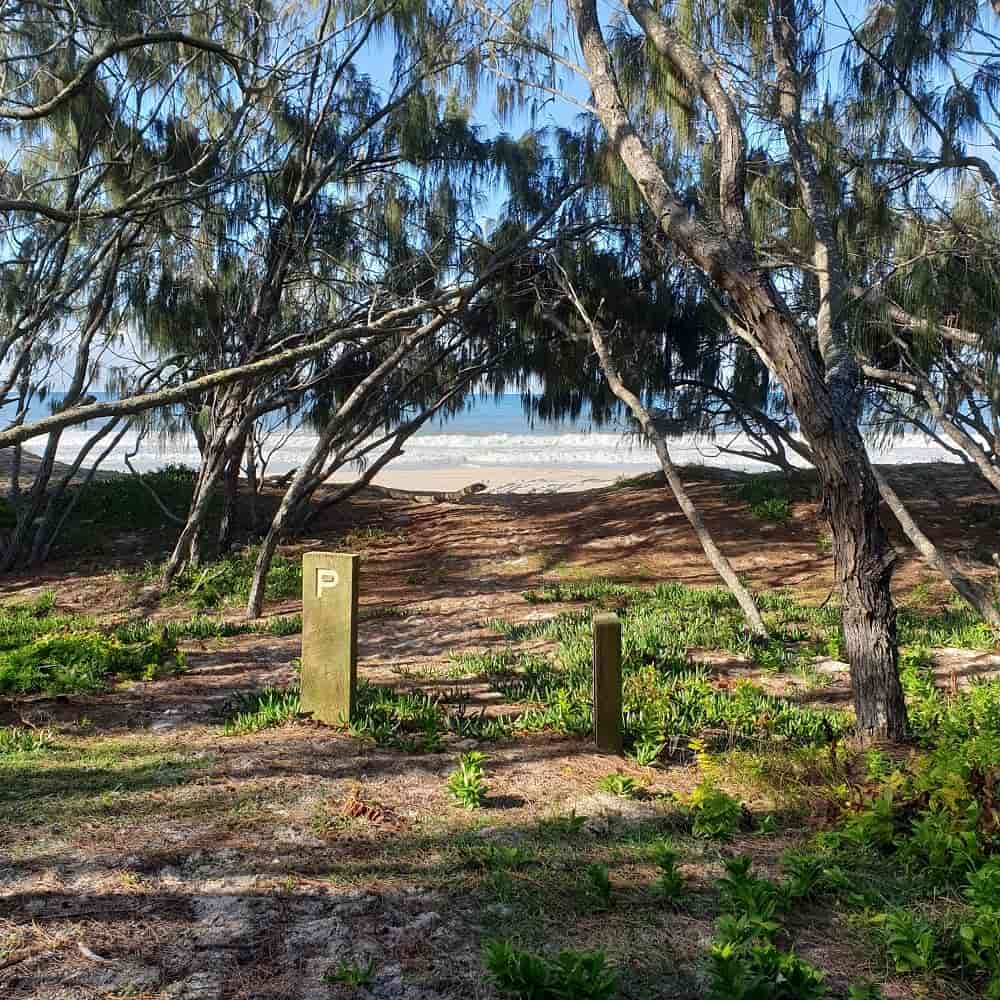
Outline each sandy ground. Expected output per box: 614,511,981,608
326,465,649,494
2,462,999,999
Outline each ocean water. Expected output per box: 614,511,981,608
7,392,965,475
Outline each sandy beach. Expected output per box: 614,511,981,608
325,463,650,494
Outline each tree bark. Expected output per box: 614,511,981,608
569,0,908,738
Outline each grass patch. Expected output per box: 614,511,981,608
221,686,302,735
735,476,793,524
0,737,206,830
147,547,302,610
0,725,56,756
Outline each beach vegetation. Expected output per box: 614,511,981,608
447,751,490,808
322,957,377,986
220,687,302,735
6,1,1000,996
484,940,617,999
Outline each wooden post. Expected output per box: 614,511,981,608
592,612,623,753
300,551,359,725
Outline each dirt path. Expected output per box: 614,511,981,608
2,463,1000,998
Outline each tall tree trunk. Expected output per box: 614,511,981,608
569,0,908,739
872,464,1000,626
762,312,908,741
217,447,243,555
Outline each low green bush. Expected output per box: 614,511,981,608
161,548,301,609
483,940,617,1000
0,628,183,695
447,751,489,808
687,781,745,840
735,477,793,525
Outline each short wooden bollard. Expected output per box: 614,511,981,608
300,552,359,725
592,612,623,753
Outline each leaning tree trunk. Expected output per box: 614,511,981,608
558,295,768,637
161,440,228,587
872,464,1000,626
245,458,319,618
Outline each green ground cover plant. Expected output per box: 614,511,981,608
735,477,793,525
471,577,1000,996
0,621,183,695
0,592,299,696
221,687,302,735
484,940,617,1000
348,682,514,750
144,547,301,609
322,957,376,986
447,751,489,808
481,583,853,758
0,725,55,756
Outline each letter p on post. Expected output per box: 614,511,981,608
300,552,359,725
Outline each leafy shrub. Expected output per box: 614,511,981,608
586,862,613,907
897,808,981,883
838,790,898,852
751,498,791,524
716,857,784,945
460,843,535,871
883,909,940,973
951,906,1000,990
322,957,376,985
596,774,640,798
166,548,301,609
350,683,443,750
846,983,886,1000
483,939,617,1000
706,942,826,1000
447,751,489,808
781,850,837,902
966,860,1000,910
650,844,686,900
0,628,183,695
736,478,792,525
687,781,744,840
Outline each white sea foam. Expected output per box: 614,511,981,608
49,425,967,476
